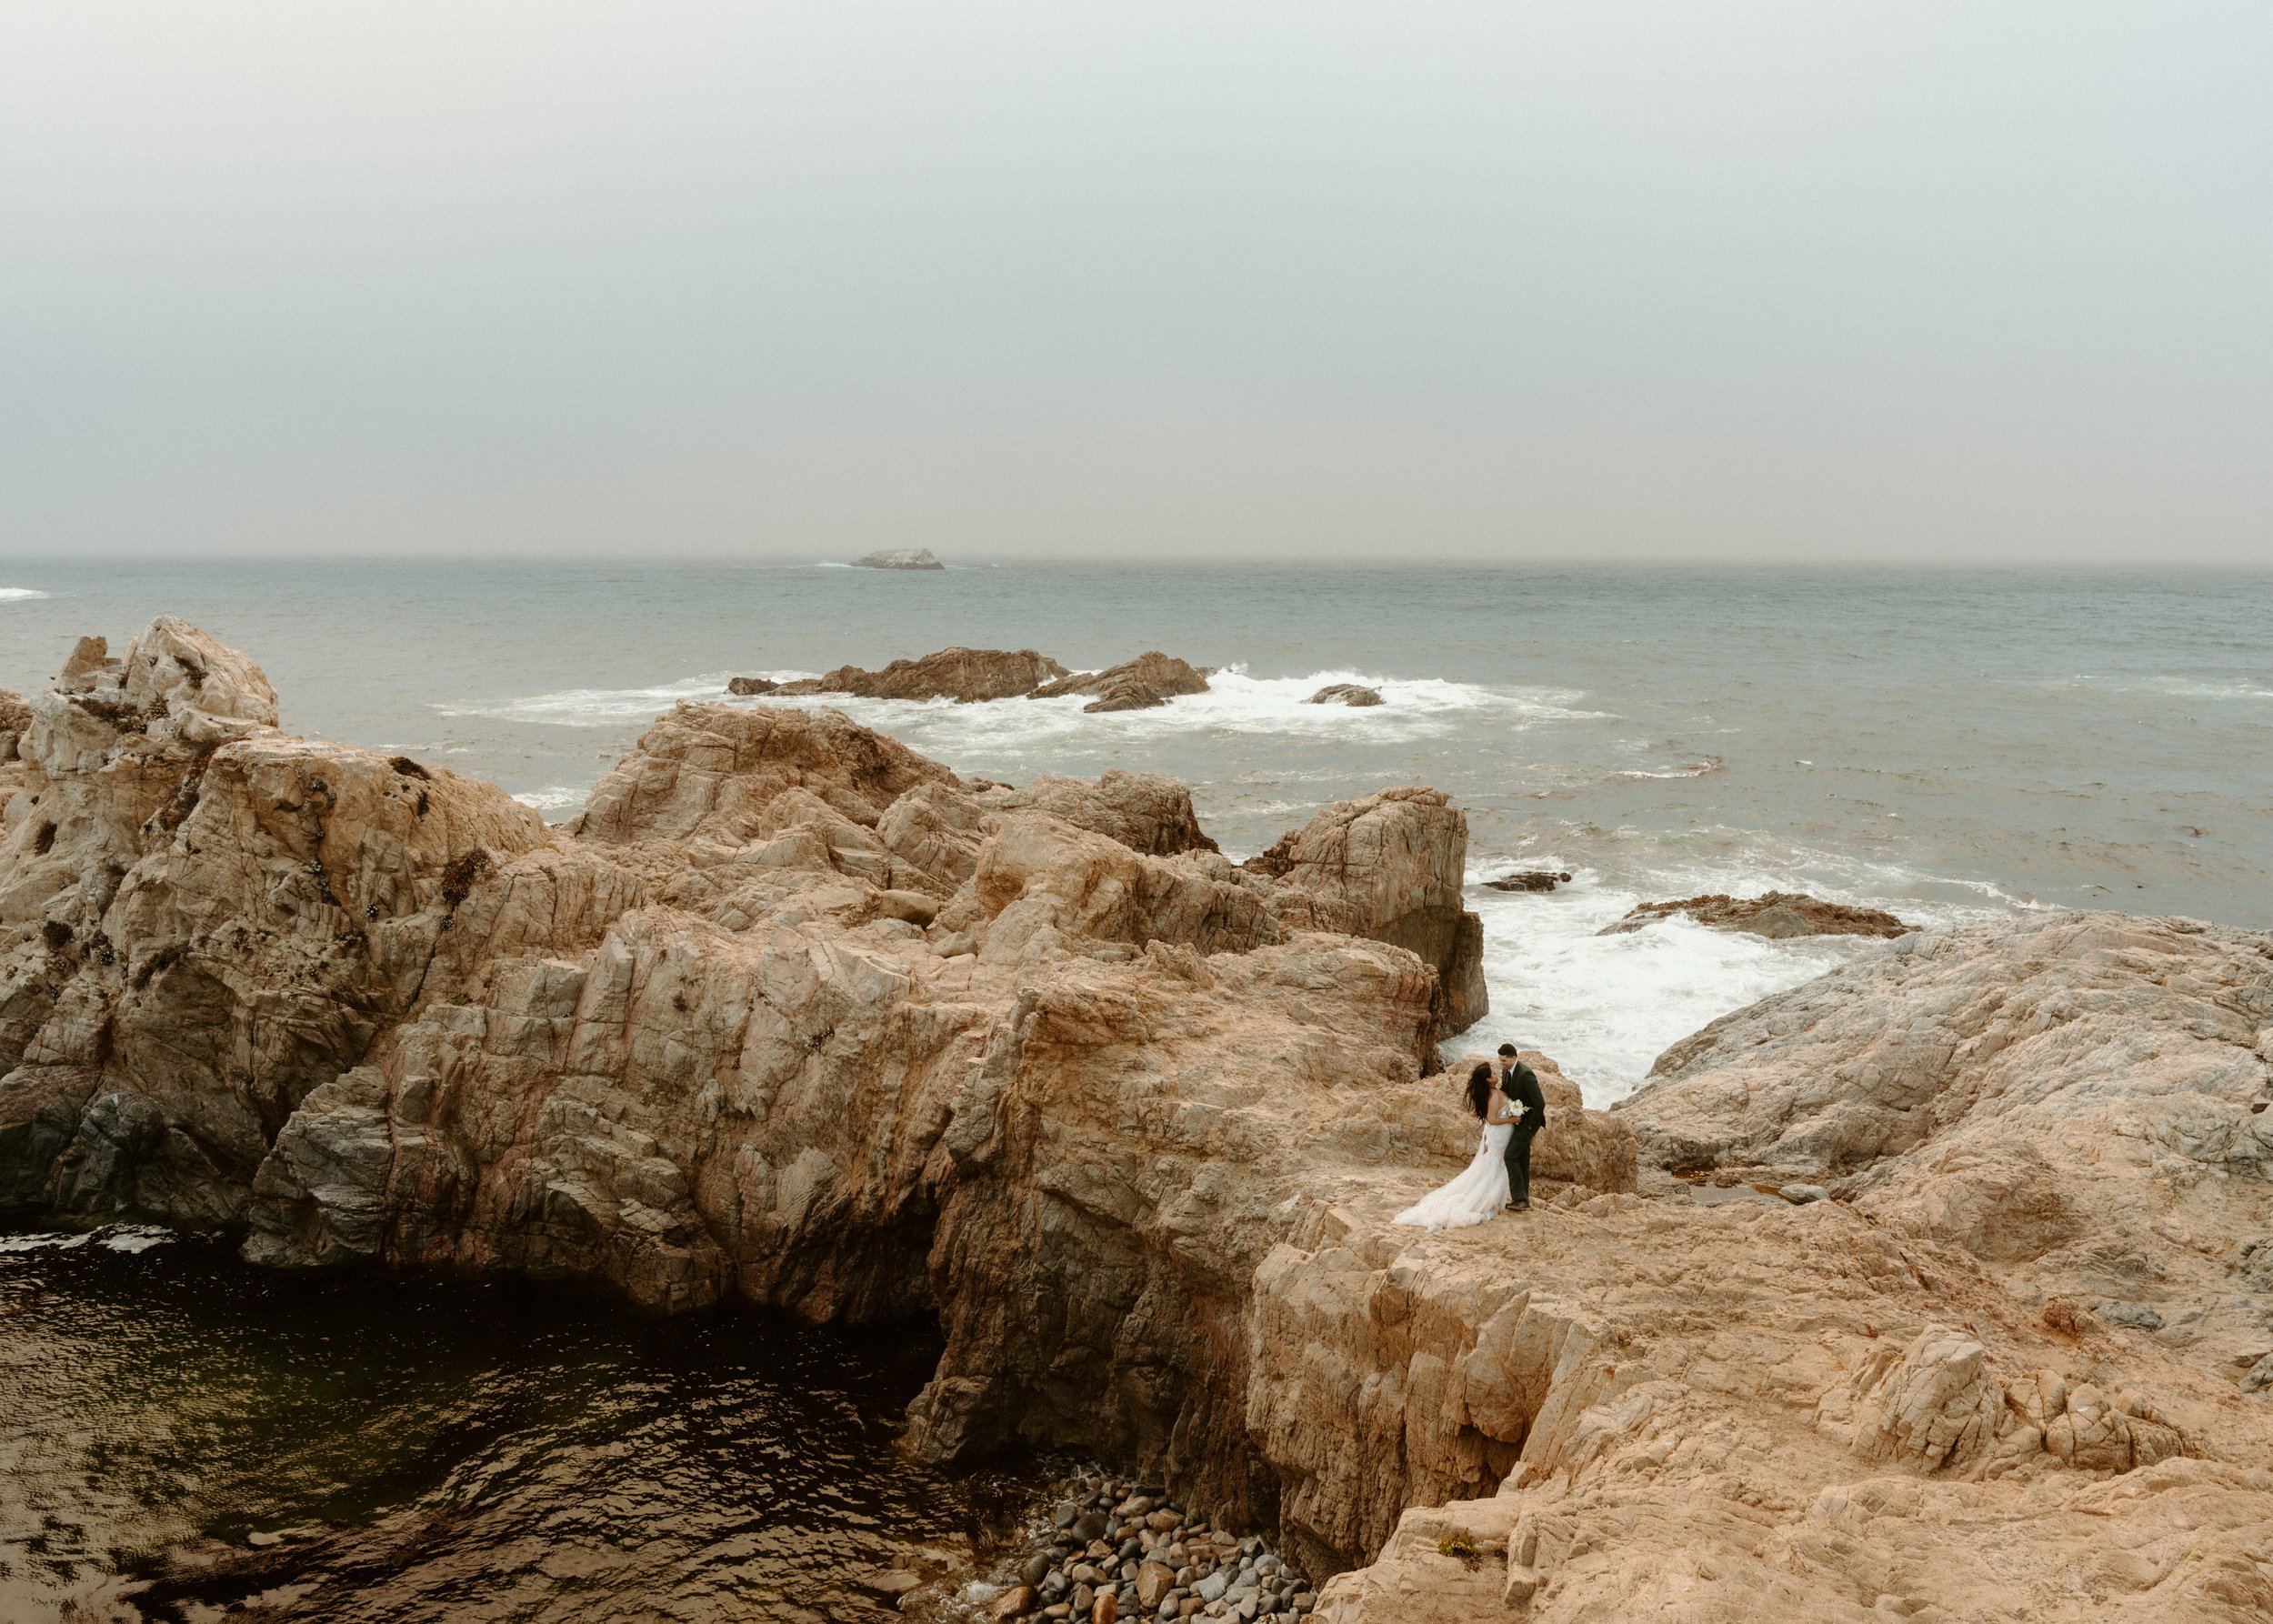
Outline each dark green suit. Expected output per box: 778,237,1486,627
1498,1059,1547,1205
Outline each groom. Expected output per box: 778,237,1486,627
1496,1043,1547,1212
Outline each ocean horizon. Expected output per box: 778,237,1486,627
7,556,2267,1101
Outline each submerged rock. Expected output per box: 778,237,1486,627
1304,684,1383,708
851,547,946,570
1030,651,1211,713
1599,889,1915,938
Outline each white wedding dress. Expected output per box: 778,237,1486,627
1393,1122,1512,1230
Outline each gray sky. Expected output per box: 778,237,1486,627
4,3,2268,564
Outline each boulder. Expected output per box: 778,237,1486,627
1599,890,1915,938
1305,685,1383,708
850,547,946,570
726,677,780,697
1030,652,1211,714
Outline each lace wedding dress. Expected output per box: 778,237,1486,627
1392,1122,1512,1230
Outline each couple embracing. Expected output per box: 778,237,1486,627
1392,1044,1547,1232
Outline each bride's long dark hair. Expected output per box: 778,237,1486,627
1466,1062,1495,1121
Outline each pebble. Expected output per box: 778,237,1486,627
986,1471,1317,1623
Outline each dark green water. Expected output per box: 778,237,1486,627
0,1228,1026,1623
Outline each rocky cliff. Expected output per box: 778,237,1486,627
5,620,2269,1620
1310,912,2273,1620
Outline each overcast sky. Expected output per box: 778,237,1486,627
3,4,2268,564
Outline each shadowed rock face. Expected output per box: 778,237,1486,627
9,622,2273,1614
1601,890,1916,939
1030,651,1212,713
1306,684,1383,708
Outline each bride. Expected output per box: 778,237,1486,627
1393,1063,1520,1231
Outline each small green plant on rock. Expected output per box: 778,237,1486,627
1437,1531,1482,1568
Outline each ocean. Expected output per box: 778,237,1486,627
5,557,2268,1100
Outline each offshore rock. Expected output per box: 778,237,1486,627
1483,870,1570,894
1030,652,1212,714
850,547,946,570
1600,890,1916,939
775,647,1072,704
1305,685,1384,708
726,676,780,696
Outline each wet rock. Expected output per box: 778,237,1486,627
1483,869,1569,893
850,546,946,569
797,646,1073,704
726,676,780,696
1599,890,1916,938
1030,651,1211,713
1304,684,1383,707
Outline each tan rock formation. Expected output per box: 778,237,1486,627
8,620,2272,1622
1030,652,1211,713
1247,787,1488,1035
1309,911,2273,1620
1601,890,1917,939
851,546,946,570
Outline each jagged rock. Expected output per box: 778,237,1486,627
1246,788,1487,1035
1600,890,1916,938
1305,685,1383,708
778,647,1071,704
10,620,2273,1619
1030,652,1211,713
726,676,780,696
1482,871,1569,894
976,772,1218,858
850,547,946,570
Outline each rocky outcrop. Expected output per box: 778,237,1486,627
1030,652,1212,713
1305,685,1383,708
10,621,2273,1621
851,547,946,570
769,647,1073,704
726,676,779,696
1484,870,1570,894
1245,788,1488,1035
1601,890,1916,938
0,617,1489,1526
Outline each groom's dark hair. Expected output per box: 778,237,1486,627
1497,1043,1517,1058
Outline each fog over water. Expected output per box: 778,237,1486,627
5,3,2270,563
